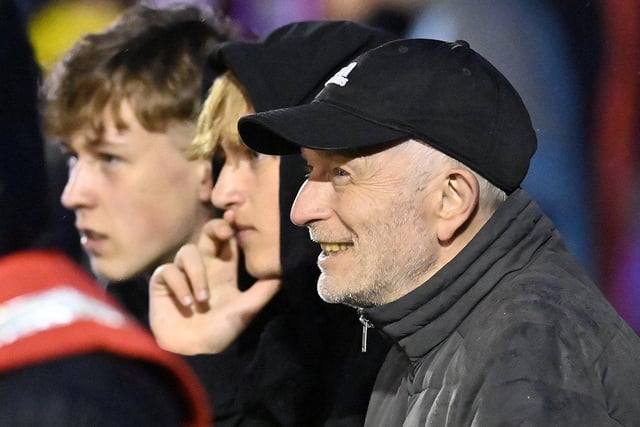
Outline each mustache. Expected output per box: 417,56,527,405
307,226,352,243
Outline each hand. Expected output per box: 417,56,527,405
149,219,281,355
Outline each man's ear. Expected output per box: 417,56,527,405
435,168,479,243
196,159,214,202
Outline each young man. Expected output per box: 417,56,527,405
43,4,238,297
237,39,640,425
42,5,242,423
149,21,394,425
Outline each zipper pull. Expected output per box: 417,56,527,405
358,309,373,353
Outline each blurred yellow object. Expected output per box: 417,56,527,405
28,0,123,70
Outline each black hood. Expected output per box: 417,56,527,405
205,20,396,111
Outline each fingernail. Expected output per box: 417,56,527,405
197,289,209,302
183,295,194,306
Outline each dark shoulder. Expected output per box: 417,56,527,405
460,263,629,365
0,353,186,427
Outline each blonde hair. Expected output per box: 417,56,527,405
187,71,252,160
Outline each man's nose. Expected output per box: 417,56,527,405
290,179,332,226
210,165,245,210
60,160,96,210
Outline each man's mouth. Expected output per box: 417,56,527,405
319,242,352,254
79,229,106,240
78,229,108,252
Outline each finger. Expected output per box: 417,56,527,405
150,263,196,307
199,222,239,286
174,244,209,304
201,219,234,248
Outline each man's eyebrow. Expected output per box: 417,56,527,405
59,134,124,152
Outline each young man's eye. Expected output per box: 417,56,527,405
59,145,77,167
98,152,121,164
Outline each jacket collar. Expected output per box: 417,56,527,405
362,190,554,359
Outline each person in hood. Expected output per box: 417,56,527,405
0,1,211,425
150,21,395,426
235,38,640,426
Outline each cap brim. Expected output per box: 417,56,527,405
238,100,410,155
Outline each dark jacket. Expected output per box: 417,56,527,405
0,0,49,256
362,190,640,426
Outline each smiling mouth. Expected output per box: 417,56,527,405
319,243,352,254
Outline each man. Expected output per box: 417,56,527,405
43,4,238,302
42,4,243,423
237,39,640,425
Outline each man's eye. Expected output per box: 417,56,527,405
98,153,120,164
333,168,351,178
332,168,351,183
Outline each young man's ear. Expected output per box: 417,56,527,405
435,168,479,242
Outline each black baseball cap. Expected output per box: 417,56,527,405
238,38,537,194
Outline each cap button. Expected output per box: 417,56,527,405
451,40,470,49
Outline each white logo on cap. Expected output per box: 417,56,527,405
325,62,357,87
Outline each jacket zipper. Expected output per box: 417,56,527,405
358,308,373,352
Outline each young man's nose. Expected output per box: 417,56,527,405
210,166,245,210
60,161,96,209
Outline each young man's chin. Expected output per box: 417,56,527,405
244,260,282,281
90,258,139,283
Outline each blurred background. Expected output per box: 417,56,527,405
7,0,639,331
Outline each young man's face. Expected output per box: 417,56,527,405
292,142,441,307
61,100,213,281
210,139,281,279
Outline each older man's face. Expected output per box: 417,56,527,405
291,142,442,307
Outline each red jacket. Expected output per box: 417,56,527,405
0,250,212,427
